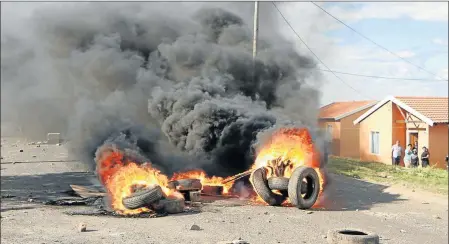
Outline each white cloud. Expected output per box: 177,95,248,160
275,2,448,105
326,3,448,22
433,38,449,46
394,51,416,58
438,68,449,80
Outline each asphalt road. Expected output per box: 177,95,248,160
1,137,448,244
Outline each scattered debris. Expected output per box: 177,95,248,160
232,238,249,244
434,215,441,219
306,211,313,214
70,185,106,198
47,133,62,144
28,198,34,202
162,199,185,214
202,185,224,195
65,209,167,218
19,149,23,152
78,223,87,232
189,191,201,202
45,197,100,206
400,229,406,233
1,194,16,199
190,224,201,231
421,202,430,205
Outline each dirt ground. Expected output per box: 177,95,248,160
1,137,448,244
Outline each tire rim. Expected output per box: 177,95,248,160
300,174,316,199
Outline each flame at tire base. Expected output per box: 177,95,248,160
95,127,327,215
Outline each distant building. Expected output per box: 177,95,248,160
318,100,377,158
353,96,449,169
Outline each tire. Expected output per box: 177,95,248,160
167,179,202,191
122,185,164,210
267,177,289,191
288,166,320,209
250,168,287,206
326,229,379,244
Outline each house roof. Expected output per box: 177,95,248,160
319,100,377,121
353,96,449,126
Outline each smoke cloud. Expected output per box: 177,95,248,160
1,2,323,176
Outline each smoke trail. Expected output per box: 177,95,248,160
1,2,323,176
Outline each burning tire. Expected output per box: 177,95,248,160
167,179,202,191
122,185,164,210
326,229,379,244
250,167,287,206
267,177,289,191
288,166,320,209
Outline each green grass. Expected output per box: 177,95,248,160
327,156,449,195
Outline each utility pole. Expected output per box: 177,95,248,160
252,1,259,60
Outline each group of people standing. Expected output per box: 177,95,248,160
391,141,430,168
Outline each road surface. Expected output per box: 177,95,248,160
1,137,448,244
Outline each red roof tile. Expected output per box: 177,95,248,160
319,100,376,120
396,97,448,123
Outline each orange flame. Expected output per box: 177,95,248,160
252,128,326,198
171,170,233,194
107,163,182,215
97,147,182,215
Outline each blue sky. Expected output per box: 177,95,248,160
278,2,449,105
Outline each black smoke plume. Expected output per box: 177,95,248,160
1,2,323,177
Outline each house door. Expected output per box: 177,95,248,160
409,132,418,149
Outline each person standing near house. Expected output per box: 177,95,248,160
421,147,430,168
411,148,419,167
391,141,402,166
404,144,413,168
413,140,418,151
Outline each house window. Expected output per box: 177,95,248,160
370,131,380,154
326,125,333,135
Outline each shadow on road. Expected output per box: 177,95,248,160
1,172,94,202
1,205,43,213
314,173,405,211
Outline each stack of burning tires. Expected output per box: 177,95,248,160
250,166,320,209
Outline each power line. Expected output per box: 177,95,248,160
317,68,448,82
310,2,448,81
271,2,372,99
